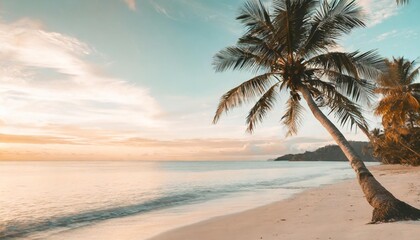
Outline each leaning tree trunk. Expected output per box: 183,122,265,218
298,85,420,223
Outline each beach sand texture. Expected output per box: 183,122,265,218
150,165,420,240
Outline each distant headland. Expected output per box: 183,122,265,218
273,141,378,162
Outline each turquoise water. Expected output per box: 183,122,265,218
0,161,358,239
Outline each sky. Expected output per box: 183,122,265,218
0,0,418,161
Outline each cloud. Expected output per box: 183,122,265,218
0,135,331,161
357,0,399,26
148,1,177,20
0,13,369,161
373,29,418,42
374,29,398,42
123,0,136,11
140,0,240,34
110,136,332,161
0,18,164,143
133,0,398,33
0,133,76,144
0,19,90,76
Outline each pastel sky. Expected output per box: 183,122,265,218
0,0,418,161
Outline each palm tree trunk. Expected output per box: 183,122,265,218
298,85,420,223
399,139,420,158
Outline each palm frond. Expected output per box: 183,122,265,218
375,96,399,116
306,78,336,99
351,50,385,79
213,0,380,138
376,61,400,88
301,0,364,56
306,50,384,79
375,96,406,127
378,58,418,87
237,35,284,65
374,92,419,128
374,87,399,96
315,69,375,103
406,93,420,109
281,94,305,136
406,66,419,85
326,90,369,132
396,0,409,5
213,46,272,72
213,73,277,124
307,78,369,133
237,0,274,38
408,83,420,92
246,83,280,133
375,57,419,128
272,0,319,53
306,51,357,76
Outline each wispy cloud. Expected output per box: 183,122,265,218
150,0,397,28
0,134,331,161
405,30,419,40
148,0,177,20
358,0,399,26
140,0,240,34
373,29,418,42
123,0,137,11
0,133,75,144
0,18,164,144
374,29,398,42
0,7,371,161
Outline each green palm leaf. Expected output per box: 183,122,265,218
213,46,272,72
321,69,375,103
281,94,305,136
272,0,318,53
213,73,277,124
301,0,364,56
326,90,369,133
246,83,280,133
306,50,383,80
213,0,380,136
237,0,274,38
307,78,369,133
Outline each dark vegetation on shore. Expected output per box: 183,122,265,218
273,141,377,162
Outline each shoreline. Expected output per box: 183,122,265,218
149,165,420,240
15,161,355,240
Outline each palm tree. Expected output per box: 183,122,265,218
375,57,420,131
370,127,420,165
213,0,420,222
374,57,420,161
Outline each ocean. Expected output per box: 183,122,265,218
0,160,361,239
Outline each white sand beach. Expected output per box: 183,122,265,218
150,165,420,240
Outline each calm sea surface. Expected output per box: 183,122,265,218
0,161,360,239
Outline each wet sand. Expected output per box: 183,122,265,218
150,165,420,240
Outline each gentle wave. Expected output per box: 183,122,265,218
0,173,323,239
